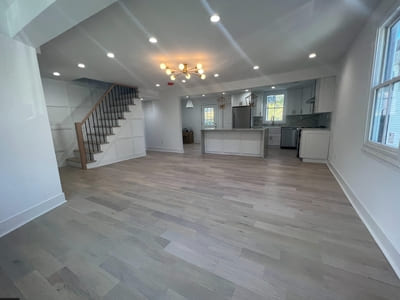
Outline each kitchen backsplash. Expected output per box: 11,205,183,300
253,112,331,128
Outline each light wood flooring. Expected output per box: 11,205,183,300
0,145,399,299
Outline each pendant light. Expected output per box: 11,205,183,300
186,98,194,108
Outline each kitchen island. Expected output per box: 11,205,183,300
201,128,267,157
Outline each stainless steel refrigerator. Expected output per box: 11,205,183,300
232,106,251,128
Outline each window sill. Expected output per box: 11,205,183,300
362,142,400,169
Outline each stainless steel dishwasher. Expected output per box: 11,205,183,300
280,127,298,149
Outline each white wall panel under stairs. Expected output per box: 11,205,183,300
67,101,146,169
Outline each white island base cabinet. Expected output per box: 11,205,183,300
299,129,330,163
201,129,266,157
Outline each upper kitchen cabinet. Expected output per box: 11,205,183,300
285,80,316,116
231,91,263,116
315,76,336,113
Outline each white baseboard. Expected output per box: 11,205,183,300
0,193,66,238
302,158,327,163
88,152,147,169
147,147,184,154
327,162,400,279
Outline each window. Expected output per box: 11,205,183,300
366,11,400,166
202,105,216,128
264,94,285,123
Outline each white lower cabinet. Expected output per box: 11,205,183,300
299,129,330,163
267,127,281,146
202,129,265,157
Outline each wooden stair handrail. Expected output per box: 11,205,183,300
78,83,138,125
80,84,115,125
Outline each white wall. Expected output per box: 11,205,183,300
42,78,108,167
86,101,146,168
329,0,400,277
181,96,232,144
0,34,65,237
143,91,184,153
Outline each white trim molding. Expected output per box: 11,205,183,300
362,6,400,169
327,162,400,279
362,142,400,169
146,147,184,154
0,193,66,238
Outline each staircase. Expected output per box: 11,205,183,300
67,84,139,169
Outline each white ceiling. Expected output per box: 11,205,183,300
37,0,379,93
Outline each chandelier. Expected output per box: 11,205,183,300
159,63,206,81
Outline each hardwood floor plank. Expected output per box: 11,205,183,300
0,146,398,299
15,271,67,300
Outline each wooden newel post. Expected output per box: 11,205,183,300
75,122,87,170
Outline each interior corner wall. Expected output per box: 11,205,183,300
42,78,108,167
0,34,65,237
328,0,400,277
143,92,184,153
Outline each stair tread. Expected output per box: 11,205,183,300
110,103,134,106
83,141,109,145
73,149,102,154
87,133,115,136
103,111,130,114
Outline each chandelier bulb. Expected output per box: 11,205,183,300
201,74,206,80
166,69,172,75
178,63,185,71
186,73,191,79
196,63,203,70
160,63,166,70
170,75,176,80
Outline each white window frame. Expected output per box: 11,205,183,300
363,8,400,168
201,104,217,129
263,91,287,125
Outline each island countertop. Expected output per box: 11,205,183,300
201,128,265,132
201,128,267,157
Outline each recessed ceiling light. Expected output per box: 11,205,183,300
245,89,249,92
210,14,220,23
214,73,219,77
271,86,276,89
155,83,160,87
309,53,317,59
182,79,186,83
53,72,60,76
107,52,115,58
222,92,226,95
149,37,158,43
253,65,259,70
202,94,205,97
77,63,85,68
140,97,144,101
186,96,189,98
